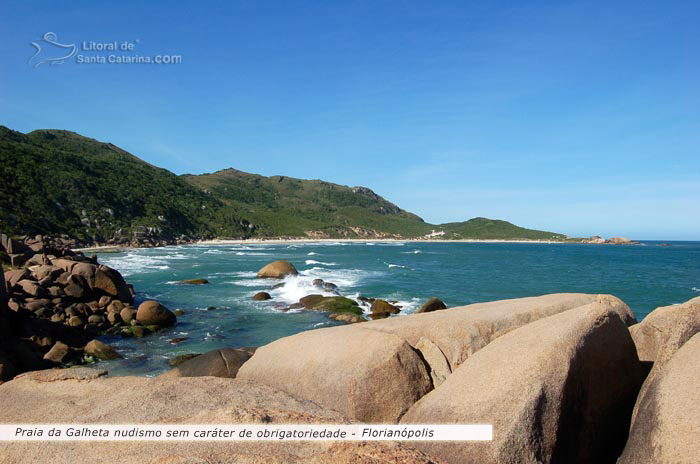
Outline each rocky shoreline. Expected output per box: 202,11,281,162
1,291,698,463
0,234,179,381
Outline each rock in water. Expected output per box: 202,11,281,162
619,333,700,463
160,347,256,378
179,278,209,285
252,291,272,301
401,301,644,464
43,342,70,363
136,301,176,327
370,299,401,314
84,340,120,360
417,297,447,313
257,260,298,278
329,313,366,323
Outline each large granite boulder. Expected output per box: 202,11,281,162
160,347,256,378
627,296,700,429
0,369,435,464
257,260,298,278
93,265,133,304
401,301,644,464
619,333,700,463
364,293,634,371
238,324,432,422
136,301,176,327
239,294,629,423
629,296,700,364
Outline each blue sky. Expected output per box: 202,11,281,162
1,1,698,239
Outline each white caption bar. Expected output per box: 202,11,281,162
1,424,492,442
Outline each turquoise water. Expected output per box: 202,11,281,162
97,241,700,376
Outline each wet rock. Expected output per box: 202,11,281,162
329,313,366,324
84,340,119,360
370,299,400,314
257,260,298,279
136,301,175,327
417,297,447,313
252,291,272,301
179,278,209,285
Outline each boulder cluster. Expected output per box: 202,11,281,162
252,260,447,324
2,293,700,462
0,234,175,382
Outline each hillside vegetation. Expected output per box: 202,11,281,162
183,169,431,238
0,126,247,242
0,125,568,243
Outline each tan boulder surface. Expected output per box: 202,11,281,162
627,296,700,429
239,325,433,422
239,294,635,423
365,293,634,370
0,369,438,464
257,260,299,278
136,300,176,327
629,296,700,364
400,301,644,464
619,333,700,464
160,347,256,378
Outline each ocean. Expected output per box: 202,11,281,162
97,241,700,376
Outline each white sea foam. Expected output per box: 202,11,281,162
212,271,257,277
692,287,700,293
100,252,171,277
235,252,271,256
229,279,268,287
305,259,337,266
307,252,317,256
401,249,422,254
384,262,407,269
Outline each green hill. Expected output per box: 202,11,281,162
0,126,248,242
183,169,431,238
438,217,567,240
0,125,568,242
